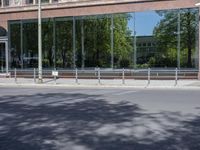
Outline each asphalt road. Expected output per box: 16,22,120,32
0,87,200,150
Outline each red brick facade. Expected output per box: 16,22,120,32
0,0,198,30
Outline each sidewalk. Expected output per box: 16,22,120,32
0,77,200,89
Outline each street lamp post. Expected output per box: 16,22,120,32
38,0,42,83
195,3,200,79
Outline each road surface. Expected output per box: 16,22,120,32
0,87,200,150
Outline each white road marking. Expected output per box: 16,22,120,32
114,90,137,96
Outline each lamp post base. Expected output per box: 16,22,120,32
38,78,43,84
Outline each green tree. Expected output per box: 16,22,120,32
153,8,198,68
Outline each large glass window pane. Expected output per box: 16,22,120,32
55,17,73,68
153,10,178,68
113,13,133,68
10,22,21,68
42,19,54,68
134,10,177,68
23,21,38,68
77,15,111,68
0,43,5,71
180,8,199,68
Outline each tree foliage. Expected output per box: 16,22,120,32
153,8,198,68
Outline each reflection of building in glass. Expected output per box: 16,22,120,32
0,0,199,72
136,36,157,64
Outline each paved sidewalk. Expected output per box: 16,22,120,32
0,77,200,88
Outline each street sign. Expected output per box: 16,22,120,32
52,70,58,76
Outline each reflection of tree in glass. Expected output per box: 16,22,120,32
154,8,198,68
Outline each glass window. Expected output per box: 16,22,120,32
180,8,199,68
55,17,73,68
10,22,21,68
76,15,111,68
23,21,38,68
8,7,199,70
113,13,133,68
42,19,54,68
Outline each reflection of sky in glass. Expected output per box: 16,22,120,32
128,11,163,36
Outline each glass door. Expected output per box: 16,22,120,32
0,42,6,72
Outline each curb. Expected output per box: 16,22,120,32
0,83,200,90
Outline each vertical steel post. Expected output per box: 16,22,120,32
111,14,114,68
54,75,56,84
54,69,57,84
133,13,137,69
98,68,101,84
14,68,17,83
148,68,150,85
177,9,181,69
5,41,8,74
38,0,43,83
195,9,199,69
73,17,76,69
81,18,85,69
175,68,178,86
75,68,78,84
34,68,36,83
122,68,125,85
20,21,23,69
53,18,56,69
8,22,11,71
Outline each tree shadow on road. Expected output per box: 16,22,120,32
0,93,200,150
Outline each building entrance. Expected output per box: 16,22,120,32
0,38,8,73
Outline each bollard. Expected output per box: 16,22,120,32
54,70,57,85
175,68,178,86
14,68,17,83
33,68,36,83
54,75,56,84
148,68,151,85
122,68,125,85
75,68,78,84
98,68,101,84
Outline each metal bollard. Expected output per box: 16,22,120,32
98,68,101,84
148,68,151,85
14,68,17,83
33,68,36,83
54,75,57,84
54,70,57,85
122,68,125,85
75,68,78,84
175,68,178,86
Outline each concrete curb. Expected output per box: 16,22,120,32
0,83,200,90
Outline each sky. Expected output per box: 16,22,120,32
128,11,163,36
